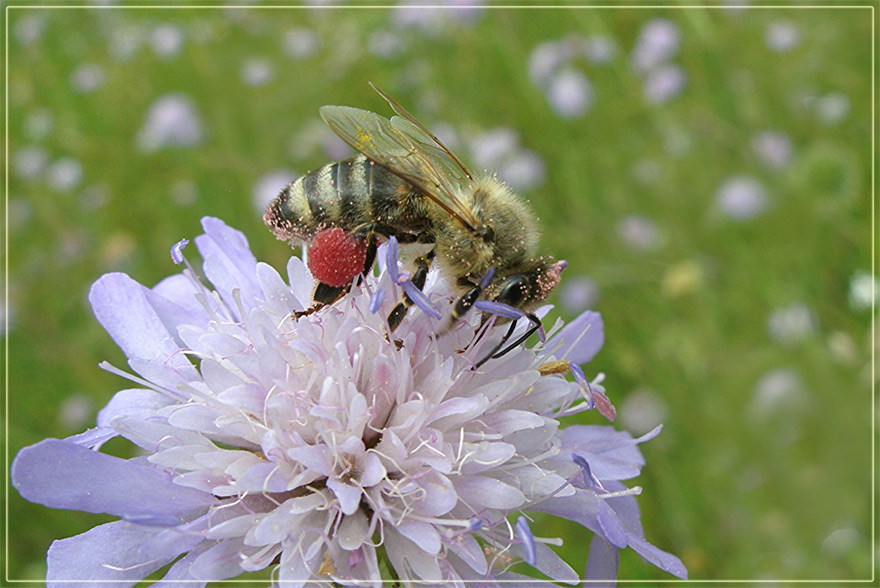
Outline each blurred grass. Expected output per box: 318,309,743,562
3,2,875,583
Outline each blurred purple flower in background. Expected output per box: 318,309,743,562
631,18,680,74
752,130,793,169
12,218,685,585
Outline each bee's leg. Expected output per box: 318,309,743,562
387,250,436,331
473,311,543,368
356,235,379,284
294,282,350,319
471,274,545,368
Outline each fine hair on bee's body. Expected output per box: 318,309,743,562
264,83,566,360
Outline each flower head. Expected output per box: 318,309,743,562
13,217,686,585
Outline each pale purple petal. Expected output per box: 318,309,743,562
327,477,362,515
511,541,579,585
12,439,216,520
627,535,688,579
152,273,210,326
532,490,601,537
547,309,603,364
194,217,261,315
190,538,248,581
559,425,661,481
396,520,442,555
64,426,118,449
150,541,212,588
384,528,442,582
337,510,370,550
447,532,487,574
597,500,627,548
455,476,525,509
46,521,169,587
89,273,197,377
97,388,174,426
583,535,618,586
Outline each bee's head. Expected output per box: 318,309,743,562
490,256,567,310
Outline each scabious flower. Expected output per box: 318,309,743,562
12,217,686,585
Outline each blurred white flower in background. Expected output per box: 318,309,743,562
768,304,817,345
282,27,319,59
137,94,205,152
14,146,49,181
48,158,84,192
252,170,298,215
765,21,801,52
240,58,275,87
848,271,877,311
716,175,768,220
150,24,185,59
617,215,661,252
70,63,106,94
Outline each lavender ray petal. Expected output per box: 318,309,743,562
189,538,248,581
454,476,525,510
64,426,118,450
601,481,645,538
194,217,261,318
559,425,653,481
509,541,579,585
446,532,488,574
596,499,627,548
583,535,618,586
152,274,209,328
396,520,442,555
46,521,169,587
530,490,601,536
327,477,362,516
149,541,213,588
545,310,604,364
97,388,175,427
384,528,443,582
286,255,315,310
12,439,216,519
626,534,688,579
89,273,198,378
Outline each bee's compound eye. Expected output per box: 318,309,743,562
494,275,527,308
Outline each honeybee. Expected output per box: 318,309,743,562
264,83,566,362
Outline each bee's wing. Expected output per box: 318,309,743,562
370,82,474,186
319,102,482,233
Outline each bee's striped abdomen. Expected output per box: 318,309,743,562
264,154,432,251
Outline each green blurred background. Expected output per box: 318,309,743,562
4,2,875,583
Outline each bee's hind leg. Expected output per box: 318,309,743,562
296,235,379,319
294,282,350,319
